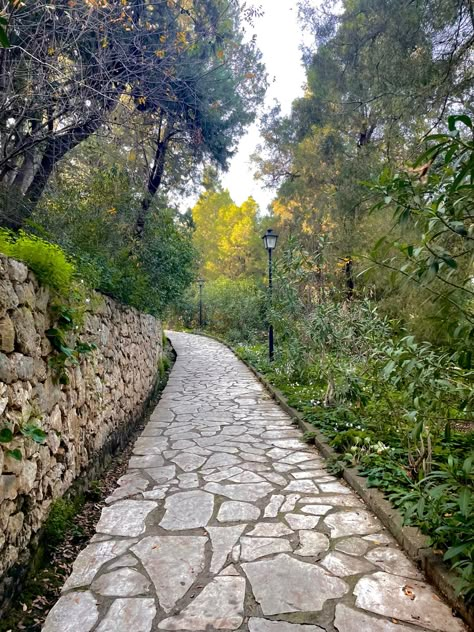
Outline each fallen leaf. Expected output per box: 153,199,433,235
403,585,415,600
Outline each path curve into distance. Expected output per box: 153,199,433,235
42,332,467,632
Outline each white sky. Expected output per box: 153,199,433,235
182,1,308,214
221,0,308,212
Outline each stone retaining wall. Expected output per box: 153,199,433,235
0,254,162,609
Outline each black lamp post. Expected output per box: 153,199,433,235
262,228,278,361
197,278,205,329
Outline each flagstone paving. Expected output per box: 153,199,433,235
42,332,467,632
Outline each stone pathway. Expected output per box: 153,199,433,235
42,333,467,632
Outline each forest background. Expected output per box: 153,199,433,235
0,0,473,603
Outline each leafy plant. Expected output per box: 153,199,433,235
0,229,75,293
46,304,96,385
43,497,84,549
399,455,474,601
370,114,474,359
0,410,48,462
302,431,317,444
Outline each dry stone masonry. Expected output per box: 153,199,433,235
0,255,162,608
43,332,467,632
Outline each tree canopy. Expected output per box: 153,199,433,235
0,0,266,232
191,171,266,279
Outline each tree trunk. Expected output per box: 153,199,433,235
135,125,174,239
345,257,354,300
1,109,113,230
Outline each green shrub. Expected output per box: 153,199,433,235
331,429,373,453
175,277,266,342
400,456,474,601
43,497,83,548
0,229,75,294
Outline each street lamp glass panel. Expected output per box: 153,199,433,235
262,229,278,250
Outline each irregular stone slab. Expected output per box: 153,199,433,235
205,482,273,502
160,490,214,530
142,427,166,437
334,603,424,632
91,567,150,596
240,462,270,472
280,452,316,464
131,536,206,612
219,564,240,576
146,465,176,484
133,436,169,454
271,439,305,450
240,537,292,561
163,450,178,459
229,470,267,484
281,494,300,512
96,500,157,537
63,539,137,590
170,452,207,472
264,495,285,518
247,523,293,537
274,463,295,473
183,443,209,453
172,439,196,449
354,572,465,632
90,534,111,542
295,531,329,557
96,598,156,632
248,619,324,632
129,455,164,469
300,504,332,516
267,448,293,459
296,460,325,470
261,472,288,486
284,514,320,530
205,453,242,468
321,551,376,577
334,537,370,557
203,466,243,482
303,495,360,508
365,547,423,579
291,470,327,479
142,486,168,500
106,474,149,504
218,501,260,522
151,409,174,422
284,480,319,494
241,452,268,463
232,543,241,562
363,532,393,545
207,445,240,454
262,429,300,439
242,554,348,615
107,554,138,570
178,472,199,488
158,576,246,630
318,481,351,494
43,591,98,632
324,510,381,538
207,525,246,573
